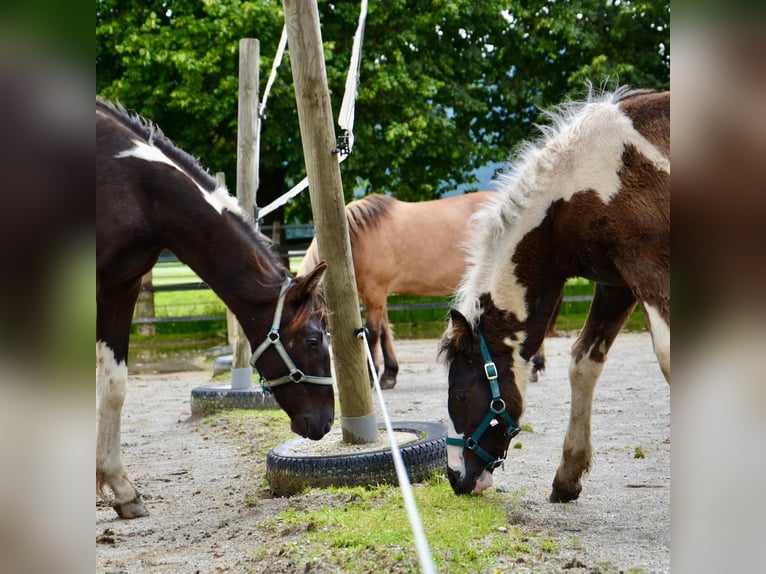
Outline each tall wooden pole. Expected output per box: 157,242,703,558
229,39,260,388
283,0,376,443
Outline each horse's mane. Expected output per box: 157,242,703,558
97,96,290,289
346,194,395,244
453,86,653,325
96,97,219,193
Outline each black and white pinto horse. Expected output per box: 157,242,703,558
96,98,335,518
441,89,670,500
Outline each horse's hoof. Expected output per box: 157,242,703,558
379,376,397,390
549,482,582,503
113,496,148,519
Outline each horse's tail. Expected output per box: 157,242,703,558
297,237,320,277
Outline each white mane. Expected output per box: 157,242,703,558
453,87,667,327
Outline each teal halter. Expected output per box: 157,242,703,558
249,278,335,389
446,329,521,470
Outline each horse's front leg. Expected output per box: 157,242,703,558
96,340,147,518
551,285,636,502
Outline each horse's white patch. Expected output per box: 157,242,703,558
115,139,245,217
563,348,604,458
502,335,529,411
644,303,670,381
446,418,467,479
473,470,494,493
96,341,128,496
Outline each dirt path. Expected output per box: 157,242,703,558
96,332,669,573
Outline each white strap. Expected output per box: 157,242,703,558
259,25,288,119
337,0,368,154
257,1,367,219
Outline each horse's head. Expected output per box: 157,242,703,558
440,307,524,495
251,261,335,440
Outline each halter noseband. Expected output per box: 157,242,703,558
446,329,520,470
249,278,334,389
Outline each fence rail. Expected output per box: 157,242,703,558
134,279,593,325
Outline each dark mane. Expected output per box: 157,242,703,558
96,97,218,192
346,194,395,244
97,96,288,289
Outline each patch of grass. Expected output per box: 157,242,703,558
634,446,646,459
513,442,523,449
540,537,559,552
257,477,560,573
520,423,534,433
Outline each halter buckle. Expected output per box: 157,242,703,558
487,457,505,470
484,361,498,380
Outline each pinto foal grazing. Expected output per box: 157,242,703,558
96,99,335,518
299,193,553,388
441,89,669,500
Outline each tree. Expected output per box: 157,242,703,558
96,0,669,223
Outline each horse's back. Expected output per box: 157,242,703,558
368,192,494,296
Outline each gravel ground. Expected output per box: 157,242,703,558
96,331,669,573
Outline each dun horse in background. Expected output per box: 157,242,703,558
97,98,335,518
441,89,670,500
300,193,554,389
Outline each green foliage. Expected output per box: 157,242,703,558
97,0,669,223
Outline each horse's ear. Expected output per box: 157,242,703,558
292,260,327,300
449,309,475,353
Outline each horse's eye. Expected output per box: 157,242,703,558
453,391,468,403
305,337,319,349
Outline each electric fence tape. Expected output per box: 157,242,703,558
357,328,437,574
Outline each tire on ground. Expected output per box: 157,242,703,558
266,421,447,496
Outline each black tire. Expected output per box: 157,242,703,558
266,421,447,496
190,385,277,416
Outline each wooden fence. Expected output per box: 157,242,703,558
132,225,593,326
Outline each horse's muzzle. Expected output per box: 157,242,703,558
447,466,494,495
292,415,333,441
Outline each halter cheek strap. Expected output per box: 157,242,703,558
446,329,520,470
249,279,334,389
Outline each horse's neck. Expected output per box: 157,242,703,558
160,197,285,341
480,231,562,361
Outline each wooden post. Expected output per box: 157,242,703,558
231,39,261,385
283,0,376,443
135,271,155,336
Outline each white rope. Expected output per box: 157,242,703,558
337,0,368,153
357,329,437,574
257,1,367,220
258,25,287,119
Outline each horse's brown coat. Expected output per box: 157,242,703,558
442,89,670,499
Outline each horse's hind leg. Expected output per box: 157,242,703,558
531,293,561,382
378,308,399,389
640,300,670,382
96,282,147,518
551,284,636,503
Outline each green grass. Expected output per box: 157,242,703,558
202,409,586,573
257,477,543,573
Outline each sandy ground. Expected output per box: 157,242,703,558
96,331,669,573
